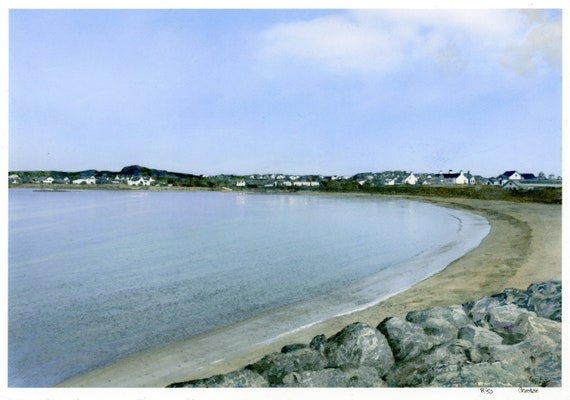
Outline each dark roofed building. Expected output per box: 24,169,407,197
501,171,522,180
435,170,472,185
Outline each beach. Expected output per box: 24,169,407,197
59,197,562,388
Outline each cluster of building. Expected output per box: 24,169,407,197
380,170,476,186
236,174,322,188
486,171,562,190
8,174,156,187
235,169,562,190
232,170,478,189
8,168,562,191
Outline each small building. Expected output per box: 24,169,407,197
502,180,522,190
437,170,470,185
498,170,539,185
236,180,246,187
9,174,21,184
503,179,562,190
403,172,418,185
498,171,522,185
73,176,97,185
501,171,522,181
42,177,55,184
127,176,154,186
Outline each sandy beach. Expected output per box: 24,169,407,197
59,197,562,388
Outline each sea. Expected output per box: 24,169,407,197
7,188,490,387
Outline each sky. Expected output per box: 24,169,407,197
7,7,563,177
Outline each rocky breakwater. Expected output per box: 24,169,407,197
167,280,561,388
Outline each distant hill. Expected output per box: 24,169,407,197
118,165,199,180
8,165,210,187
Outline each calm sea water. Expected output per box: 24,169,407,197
8,189,489,387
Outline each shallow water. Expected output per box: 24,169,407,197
8,189,489,387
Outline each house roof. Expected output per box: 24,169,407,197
441,173,461,178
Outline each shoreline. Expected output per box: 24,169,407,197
58,196,561,388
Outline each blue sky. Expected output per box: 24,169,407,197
8,8,562,177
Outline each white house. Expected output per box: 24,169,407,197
501,171,523,181
236,180,246,187
9,174,21,184
293,181,319,187
438,170,469,185
73,176,97,185
503,179,562,190
455,171,469,185
42,177,55,184
127,176,154,186
498,171,542,185
498,170,523,185
403,172,418,185
502,180,522,190
293,181,311,187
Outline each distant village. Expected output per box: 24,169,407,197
7,165,563,191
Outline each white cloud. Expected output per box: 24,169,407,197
260,14,402,73
499,12,562,76
259,9,561,77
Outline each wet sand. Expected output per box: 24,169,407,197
59,197,562,388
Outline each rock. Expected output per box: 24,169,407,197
490,287,529,309
482,327,562,386
377,316,436,361
526,280,561,321
166,280,561,388
406,305,473,328
167,369,268,388
309,334,326,351
457,325,504,348
481,304,561,345
245,348,327,385
463,296,502,326
420,317,458,346
464,281,562,324
402,306,468,348
281,343,307,353
384,339,472,387
282,366,387,387
428,362,534,387
324,322,395,375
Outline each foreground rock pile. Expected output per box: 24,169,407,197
168,280,561,388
